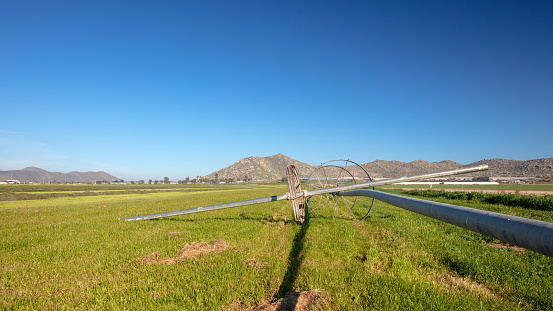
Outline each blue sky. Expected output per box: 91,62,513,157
1,1,552,180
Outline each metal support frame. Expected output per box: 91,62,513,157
340,190,553,258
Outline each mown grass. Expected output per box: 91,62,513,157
1,184,552,309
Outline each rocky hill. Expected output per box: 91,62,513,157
202,154,313,182
359,160,464,178
468,158,553,177
0,167,120,183
202,155,553,182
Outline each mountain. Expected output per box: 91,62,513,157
355,159,463,178
202,154,313,182
202,155,553,182
467,158,553,177
0,167,120,183
4,156,551,184
359,158,552,178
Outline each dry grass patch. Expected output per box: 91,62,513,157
487,242,528,253
237,289,327,311
434,274,498,299
168,231,182,238
244,258,270,269
138,240,228,265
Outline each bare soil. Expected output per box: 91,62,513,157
138,240,228,265
246,289,326,311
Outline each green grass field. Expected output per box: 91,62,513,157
380,183,553,191
1,183,552,310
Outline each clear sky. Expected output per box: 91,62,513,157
1,1,552,181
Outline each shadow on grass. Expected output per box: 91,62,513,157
439,254,475,277
275,217,310,303
151,211,311,309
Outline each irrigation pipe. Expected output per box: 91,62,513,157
339,190,553,258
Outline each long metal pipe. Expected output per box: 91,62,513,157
305,165,489,197
123,165,488,221
123,194,288,221
340,190,553,258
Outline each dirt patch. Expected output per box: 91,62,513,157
139,252,161,264
488,242,528,253
138,240,228,265
244,289,326,311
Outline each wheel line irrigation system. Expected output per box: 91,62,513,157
123,164,553,258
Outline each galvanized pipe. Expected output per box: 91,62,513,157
123,194,288,221
305,165,489,197
339,190,553,258
123,165,488,221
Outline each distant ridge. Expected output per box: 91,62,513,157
203,155,553,182
360,159,464,178
3,156,552,183
0,167,120,183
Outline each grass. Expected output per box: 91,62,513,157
1,183,552,309
380,183,553,191
0,183,268,201
386,188,553,211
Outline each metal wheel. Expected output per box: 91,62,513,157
304,160,375,225
286,165,305,224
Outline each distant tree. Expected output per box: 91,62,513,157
164,177,169,184
130,181,135,184
148,179,152,184
138,180,144,184
154,180,159,184
185,176,190,183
